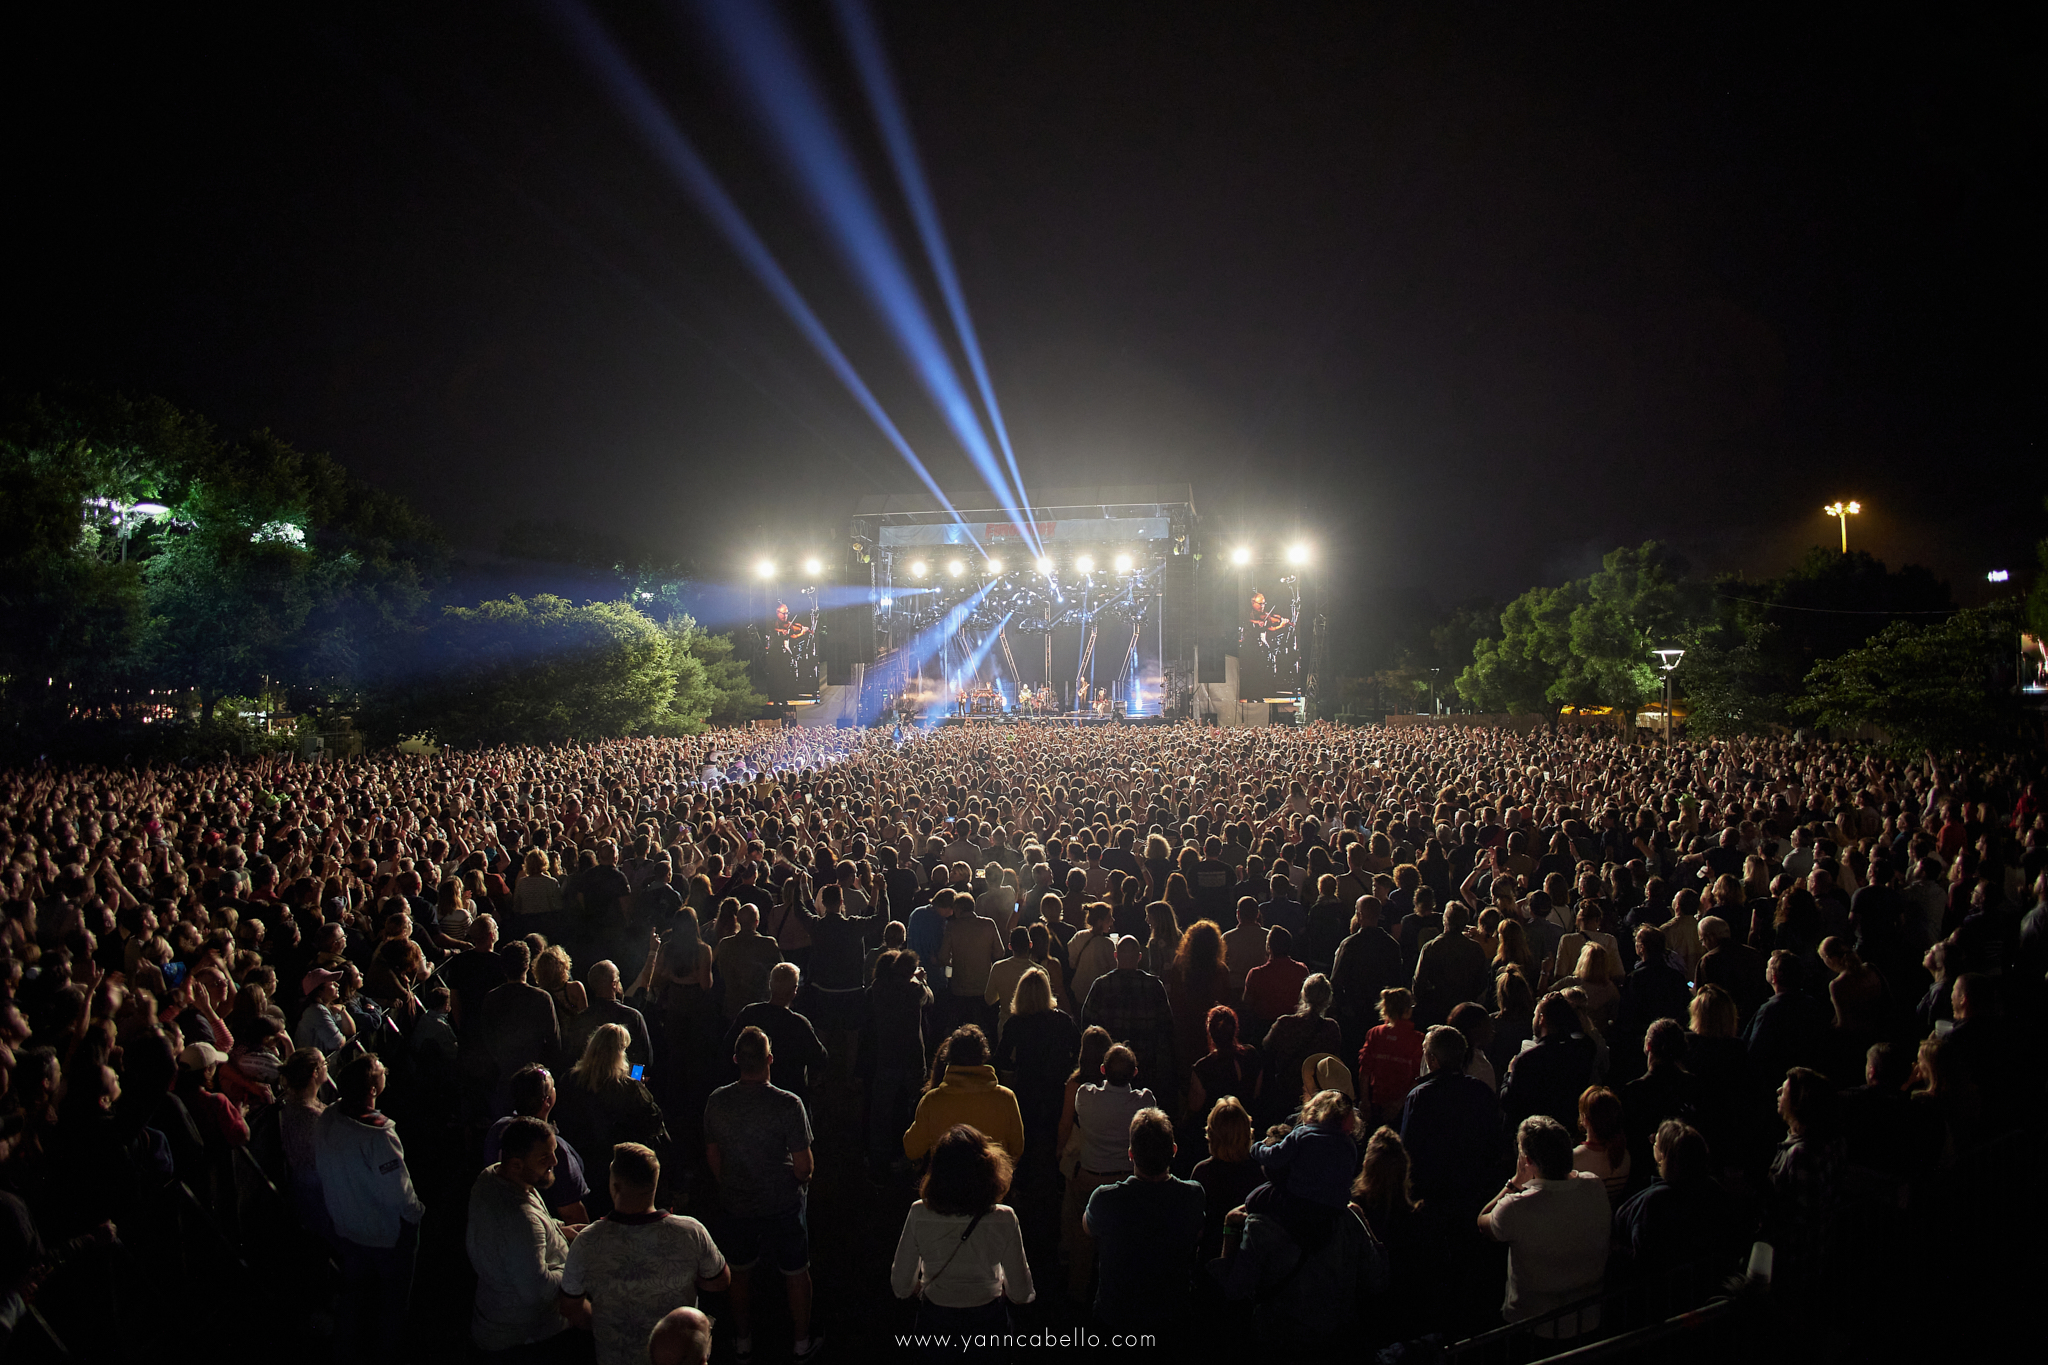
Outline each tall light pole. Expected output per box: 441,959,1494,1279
1652,648,1684,748
1823,500,1861,554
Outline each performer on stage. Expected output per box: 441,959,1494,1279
771,601,811,657
1246,590,1293,662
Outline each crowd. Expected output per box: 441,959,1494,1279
0,716,2041,1361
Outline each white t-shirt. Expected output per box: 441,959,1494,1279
1072,1082,1155,1175
889,1202,1036,1308
1486,1171,1611,1322
561,1212,727,1365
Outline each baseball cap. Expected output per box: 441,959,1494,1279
179,1042,230,1071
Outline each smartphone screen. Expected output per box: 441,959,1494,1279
629,1064,645,1081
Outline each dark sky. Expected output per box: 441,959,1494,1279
7,3,2040,663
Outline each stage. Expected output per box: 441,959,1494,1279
928,711,1170,728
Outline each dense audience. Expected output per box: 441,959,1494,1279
0,718,2041,1360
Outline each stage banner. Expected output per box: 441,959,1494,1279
879,518,1170,547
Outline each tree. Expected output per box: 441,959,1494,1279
1677,548,1953,736
374,595,680,746
1457,582,1582,713
682,627,768,728
1798,603,2023,756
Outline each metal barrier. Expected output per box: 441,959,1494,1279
1446,1254,1741,1365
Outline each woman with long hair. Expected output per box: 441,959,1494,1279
557,1022,665,1214
1144,901,1181,978
1573,1085,1631,1201
1187,1004,1261,1125
1493,918,1536,984
510,847,561,923
1163,871,1196,927
1191,1096,1262,1261
1167,921,1231,1088
891,1125,1033,1338
1056,1026,1114,1164
994,968,1079,1165
1143,832,1175,900
1261,974,1341,1126
640,910,714,1121
532,943,586,1023
1571,943,1619,1029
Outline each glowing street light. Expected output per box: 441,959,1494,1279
909,560,928,579
1285,542,1310,566
1823,501,1861,554
753,558,776,580
1652,648,1685,749
947,559,966,577
1230,546,1252,566
1075,554,1095,575
802,556,823,577
1036,556,1056,575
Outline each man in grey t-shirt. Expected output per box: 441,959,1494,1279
704,1026,820,1360
561,1142,728,1365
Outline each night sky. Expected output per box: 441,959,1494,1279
8,4,2039,664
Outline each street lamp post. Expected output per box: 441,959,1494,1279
1823,500,1861,554
1652,648,1685,748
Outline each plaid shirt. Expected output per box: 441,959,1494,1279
1080,968,1178,1097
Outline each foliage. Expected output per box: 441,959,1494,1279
1798,603,2024,756
366,595,678,746
683,627,767,728
1677,549,1954,737
1455,543,1697,715
1457,581,1583,713
0,389,445,735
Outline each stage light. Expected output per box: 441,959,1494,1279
910,560,928,579
985,558,1003,575
754,558,776,579
1037,557,1056,575
947,559,966,577
879,596,894,608
1230,546,1252,566
1075,555,1095,575
1113,553,1133,573
1285,543,1310,566
803,556,823,576
1987,569,2010,583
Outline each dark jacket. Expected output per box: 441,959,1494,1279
1500,1032,1596,1129
1397,1067,1504,1219
1411,931,1494,1027
1331,926,1406,1054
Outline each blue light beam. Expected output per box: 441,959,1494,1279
951,613,1014,695
830,0,1032,531
548,0,980,551
685,0,1040,554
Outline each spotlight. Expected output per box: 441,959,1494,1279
909,560,928,579
1113,553,1133,573
754,558,776,579
802,556,823,576
1987,569,2010,583
1037,557,1056,575
1075,555,1095,575
1285,543,1310,566
985,558,1003,575
1230,546,1252,566
947,559,965,577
